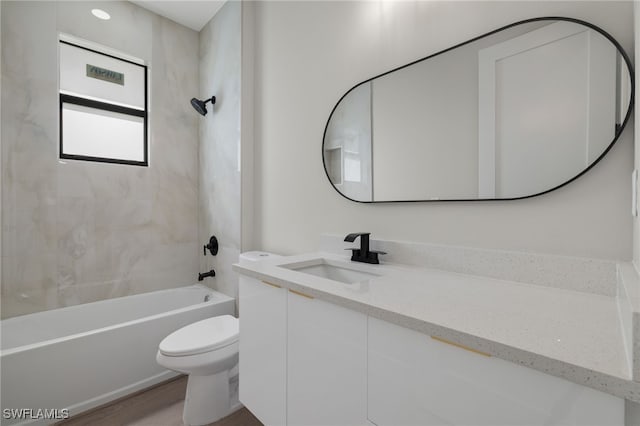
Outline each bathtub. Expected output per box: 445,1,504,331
0,285,234,426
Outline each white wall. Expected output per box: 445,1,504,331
251,1,634,260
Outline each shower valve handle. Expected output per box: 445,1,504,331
203,235,218,256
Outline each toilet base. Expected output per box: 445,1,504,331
183,371,230,426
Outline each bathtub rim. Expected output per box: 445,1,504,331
0,285,233,356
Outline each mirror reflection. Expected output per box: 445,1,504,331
323,19,633,202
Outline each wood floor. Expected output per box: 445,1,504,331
57,376,263,426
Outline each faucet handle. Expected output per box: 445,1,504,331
203,235,218,256
366,250,385,264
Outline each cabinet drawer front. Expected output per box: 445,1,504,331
239,277,287,426
368,318,623,426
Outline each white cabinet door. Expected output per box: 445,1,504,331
239,277,287,426
368,317,623,426
287,289,368,426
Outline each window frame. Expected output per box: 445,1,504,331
59,40,149,167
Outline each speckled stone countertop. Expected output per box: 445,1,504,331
233,252,640,403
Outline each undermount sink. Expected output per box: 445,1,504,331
281,258,382,284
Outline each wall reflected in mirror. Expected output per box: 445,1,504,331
323,19,633,202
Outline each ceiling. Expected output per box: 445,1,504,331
129,1,227,32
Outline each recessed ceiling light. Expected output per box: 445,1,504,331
91,9,111,20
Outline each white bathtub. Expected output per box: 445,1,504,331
0,285,234,426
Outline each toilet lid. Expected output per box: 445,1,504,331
159,315,239,356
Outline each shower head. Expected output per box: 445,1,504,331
190,96,216,116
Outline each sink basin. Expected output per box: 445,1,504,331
281,258,381,284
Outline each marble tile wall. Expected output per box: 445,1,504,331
197,1,242,309
1,1,200,319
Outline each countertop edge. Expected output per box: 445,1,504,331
233,262,640,403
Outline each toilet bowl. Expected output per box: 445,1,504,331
156,315,239,426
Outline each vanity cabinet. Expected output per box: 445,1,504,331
287,290,367,425
239,277,367,426
368,317,624,426
240,274,623,426
238,277,287,426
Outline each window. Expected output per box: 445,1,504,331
59,40,148,166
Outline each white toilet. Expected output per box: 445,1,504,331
156,314,239,426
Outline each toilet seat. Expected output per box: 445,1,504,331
159,315,238,357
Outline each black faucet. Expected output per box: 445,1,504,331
198,269,216,281
344,232,386,264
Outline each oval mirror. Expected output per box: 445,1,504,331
322,17,634,202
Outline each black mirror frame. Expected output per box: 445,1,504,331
322,16,635,203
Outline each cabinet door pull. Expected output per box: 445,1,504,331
431,336,491,357
262,280,281,288
289,289,314,299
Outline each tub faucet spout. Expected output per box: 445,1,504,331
198,269,216,281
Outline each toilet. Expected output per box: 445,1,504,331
156,252,279,425
156,315,239,426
